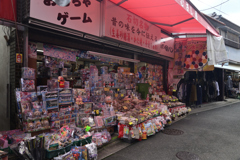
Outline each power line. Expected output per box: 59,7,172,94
201,0,230,11
195,0,230,16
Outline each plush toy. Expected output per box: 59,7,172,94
105,96,112,104
58,76,65,88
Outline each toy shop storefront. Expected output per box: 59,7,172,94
5,0,179,159
2,0,222,159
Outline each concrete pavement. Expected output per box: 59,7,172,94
99,99,240,160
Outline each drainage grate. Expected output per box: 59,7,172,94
176,151,200,160
162,129,184,135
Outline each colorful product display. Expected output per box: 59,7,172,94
8,56,190,159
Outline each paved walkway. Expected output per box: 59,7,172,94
98,99,240,160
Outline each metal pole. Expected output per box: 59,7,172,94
23,27,28,67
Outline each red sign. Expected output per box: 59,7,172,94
102,0,161,52
16,53,22,63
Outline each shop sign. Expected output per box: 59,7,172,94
102,0,161,52
16,53,22,63
158,38,174,58
30,0,100,36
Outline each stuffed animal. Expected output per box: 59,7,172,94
58,76,65,88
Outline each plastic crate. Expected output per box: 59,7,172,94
46,136,92,159
0,147,13,154
72,136,92,146
46,143,73,159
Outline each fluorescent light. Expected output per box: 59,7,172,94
37,49,44,52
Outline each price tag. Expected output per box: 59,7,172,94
173,114,175,118
146,108,148,111
173,90,176,92
177,113,179,116
136,118,138,122
156,111,158,114
123,106,128,110
148,113,151,115
129,122,133,125
151,105,153,108
130,116,133,118
121,94,124,97
141,117,144,121
117,89,120,91
160,112,162,115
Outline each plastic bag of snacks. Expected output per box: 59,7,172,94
85,142,97,160
53,151,74,160
92,132,103,147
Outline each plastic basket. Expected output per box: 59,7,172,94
46,142,73,159
73,136,92,146
0,147,13,154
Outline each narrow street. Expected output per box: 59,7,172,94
104,102,240,160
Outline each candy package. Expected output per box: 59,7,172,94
85,142,97,159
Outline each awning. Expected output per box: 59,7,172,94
110,0,220,36
214,64,240,72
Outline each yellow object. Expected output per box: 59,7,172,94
96,110,99,114
151,105,153,107
104,88,110,91
121,94,124,97
123,106,128,110
129,122,133,125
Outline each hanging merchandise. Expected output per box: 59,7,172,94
184,41,208,70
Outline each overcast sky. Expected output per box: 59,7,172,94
191,0,240,26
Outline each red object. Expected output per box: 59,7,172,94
198,58,202,62
194,64,199,68
59,81,65,88
110,0,220,36
0,0,16,21
186,64,190,69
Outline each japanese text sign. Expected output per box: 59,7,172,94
30,0,100,36
102,0,161,52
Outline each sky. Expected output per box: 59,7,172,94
190,0,240,26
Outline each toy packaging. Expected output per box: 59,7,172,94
21,79,35,92
22,67,35,79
